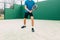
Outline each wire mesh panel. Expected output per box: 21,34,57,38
0,0,4,13
0,3,4,12
0,0,4,20
0,0,4,2
15,0,21,5
5,0,14,8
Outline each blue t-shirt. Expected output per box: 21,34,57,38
25,0,35,12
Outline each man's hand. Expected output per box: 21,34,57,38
25,5,32,13
29,10,32,13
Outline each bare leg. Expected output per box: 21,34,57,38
31,16,35,32
24,18,26,26
21,18,26,28
31,16,34,27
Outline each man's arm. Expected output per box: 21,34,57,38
25,5,29,12
25,5,32,13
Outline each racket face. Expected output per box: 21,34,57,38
33,4,37,10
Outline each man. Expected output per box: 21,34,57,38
21,0,35,32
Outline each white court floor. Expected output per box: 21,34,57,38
0,19,60,40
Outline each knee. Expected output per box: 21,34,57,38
31,16,34,20
24,18,26,20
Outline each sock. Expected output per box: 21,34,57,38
32,26,34,28
24,25,26,26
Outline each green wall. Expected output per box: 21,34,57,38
5,0,60,20
33,0,60,20
5,4,24,19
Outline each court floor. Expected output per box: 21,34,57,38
0,19,60,40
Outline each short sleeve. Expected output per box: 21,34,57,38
33,1,35,5
25,1,27,6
